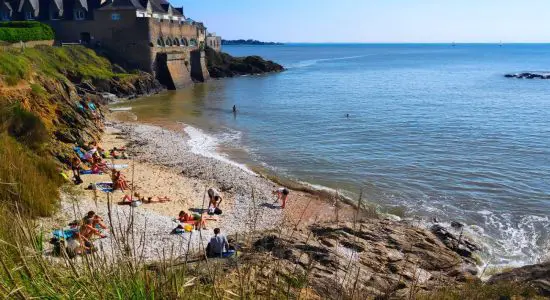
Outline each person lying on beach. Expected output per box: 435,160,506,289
83,211,108,230
80,219,107,239
207,188,223,209
206,228,233,258
272,187,290,209
177,211,207,230
67,232,92,255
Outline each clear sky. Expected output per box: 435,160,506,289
176,0,550,43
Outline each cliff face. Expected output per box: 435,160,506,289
0,46,163,163
205,47,284,78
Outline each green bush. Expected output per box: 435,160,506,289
0,103,50,151
0,21,54,42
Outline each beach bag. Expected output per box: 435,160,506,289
214,207,222,215
171,225,185,234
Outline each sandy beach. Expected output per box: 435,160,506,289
43,115,357,262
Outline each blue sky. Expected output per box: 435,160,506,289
177,0,550,43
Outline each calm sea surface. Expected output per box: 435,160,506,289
121,44,550,266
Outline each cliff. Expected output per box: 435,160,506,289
205,47,284,78
0,45,162,217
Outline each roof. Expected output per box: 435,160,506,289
18,0,39,15
99,0,144,10
51,0,63,13
1,1,13,12
99,0,184,16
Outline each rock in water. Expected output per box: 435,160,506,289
504,72,550,79
205,47,284,78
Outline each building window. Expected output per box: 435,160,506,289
165,38,172,46
25,11,34,20
156,38,164,47
74,9,85,20
173,38,180,46
111,13,121,21
1,11,10,21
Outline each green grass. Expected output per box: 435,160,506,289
0,45,122,86
0,21,54,43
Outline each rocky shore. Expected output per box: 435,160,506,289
205,47,284,78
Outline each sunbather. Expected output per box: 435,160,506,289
112,170,129,191
207,188,223,209
67,232,91,255
83,211,108,230
80,219,106,239
177,211,206,229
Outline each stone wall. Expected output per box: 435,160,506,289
206,35,221,52
0,40,54,50
190,49,209,82
155,51,193,89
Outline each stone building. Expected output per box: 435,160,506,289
206,32,221,52
0,0,221,88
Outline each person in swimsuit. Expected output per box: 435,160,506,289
207,188,223,209
70,156,83,184
272,187,290,209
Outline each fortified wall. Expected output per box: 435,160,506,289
47,11,211,89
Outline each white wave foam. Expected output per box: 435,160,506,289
289,55,368,69
183,125,254,174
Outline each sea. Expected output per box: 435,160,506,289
119,44,550,268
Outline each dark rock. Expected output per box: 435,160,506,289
205,47,284,78
451,221,464,229
430,224,481,257
489,262,550,296
505,72,550,80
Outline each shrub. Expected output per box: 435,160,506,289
0,21,54,42
0,103,49,151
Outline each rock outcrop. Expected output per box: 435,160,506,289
205,47,284,78
504,72,550,79
489,262,550,296
244,219,481,299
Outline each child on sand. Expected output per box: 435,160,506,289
272,187,290,209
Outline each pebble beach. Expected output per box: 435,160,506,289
44,118,354,262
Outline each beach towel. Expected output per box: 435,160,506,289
88,102,97,111
73,147,86,160
80,170,102,175
96,182,113,193
106,163,129,170
52,228,77,239
76,103,85,111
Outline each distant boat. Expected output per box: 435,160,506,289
109,107,132,112
451,41,456,47
499,40,503,47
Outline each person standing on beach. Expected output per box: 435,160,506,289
272,187,290,209
208,187,223,209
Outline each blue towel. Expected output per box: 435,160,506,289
52,228,77,239
77,103,85,111
88,102,97,111
73,147,86,160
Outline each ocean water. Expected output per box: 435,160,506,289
121,44,550,267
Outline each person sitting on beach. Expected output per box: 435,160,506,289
207,188,223,209
83,211,108,230
177,211,207,230
80,219,106,239
112,170,129,191
70,156,83,184
206,228,233,258
272,187,290,209
67,232,91,256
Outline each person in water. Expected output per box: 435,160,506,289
272,187,290,209
232,105,237,113
207,188,223,209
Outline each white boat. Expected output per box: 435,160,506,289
109,107,132,112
